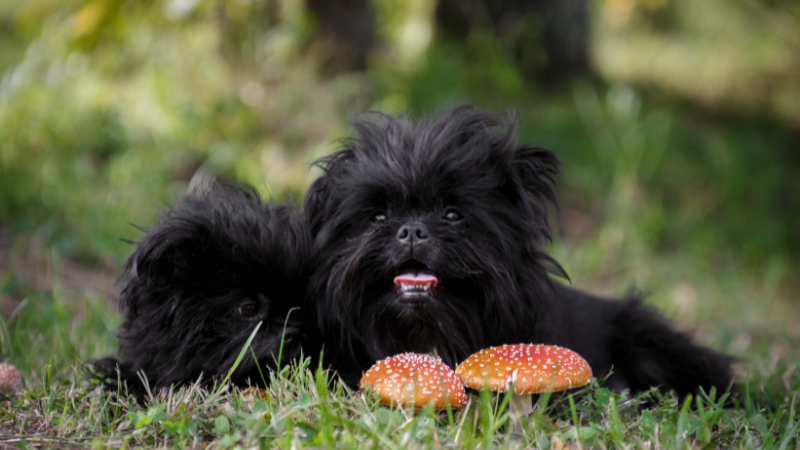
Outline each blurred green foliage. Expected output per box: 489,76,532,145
0,0,798,287
0,0,369,261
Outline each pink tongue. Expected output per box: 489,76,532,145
394,272,438,287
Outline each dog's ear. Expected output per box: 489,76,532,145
508,145,561,239
449,107,559,224
304,174,329,237
305,148,354,237
512,145,560,208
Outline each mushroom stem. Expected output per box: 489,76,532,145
507,393,533,435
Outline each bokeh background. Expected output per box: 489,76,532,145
0,0,798,388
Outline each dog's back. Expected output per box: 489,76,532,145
550,283,733,397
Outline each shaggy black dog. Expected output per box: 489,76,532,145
95,184,313,399
306,106,734,397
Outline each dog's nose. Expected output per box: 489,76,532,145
397,222,429,245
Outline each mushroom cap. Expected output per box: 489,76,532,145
360,353,468,409
0,363,22,394
456,344,592,394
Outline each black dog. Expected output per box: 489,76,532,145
306,106,734,398
95,184,313,399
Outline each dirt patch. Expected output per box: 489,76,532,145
0,228,119,318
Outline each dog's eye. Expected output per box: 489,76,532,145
372,212,388,223
444,209,463,222
238,302,260,319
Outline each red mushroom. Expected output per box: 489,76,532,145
360,353,467,410
456,344,592,432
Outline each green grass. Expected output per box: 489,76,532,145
4,353,797,449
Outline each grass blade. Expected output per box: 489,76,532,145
218,321,262,390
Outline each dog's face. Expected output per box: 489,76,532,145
307,106,564,371
103,185,312,394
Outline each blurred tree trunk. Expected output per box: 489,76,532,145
435,0,589,81
304,0,588,80
306,0,376,72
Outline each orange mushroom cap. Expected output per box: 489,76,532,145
360,353,468,409
456,344,592,394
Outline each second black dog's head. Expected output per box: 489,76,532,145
95,184,312,398
306,106,565,375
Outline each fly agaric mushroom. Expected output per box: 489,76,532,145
0,363,22,394
456,344,592,432
360,353,468,410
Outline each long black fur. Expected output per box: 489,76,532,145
306,105,734,397
94,184,313,399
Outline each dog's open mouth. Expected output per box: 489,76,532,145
393,260,438,295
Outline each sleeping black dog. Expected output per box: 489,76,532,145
95,184,313,399
305,105,734,397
